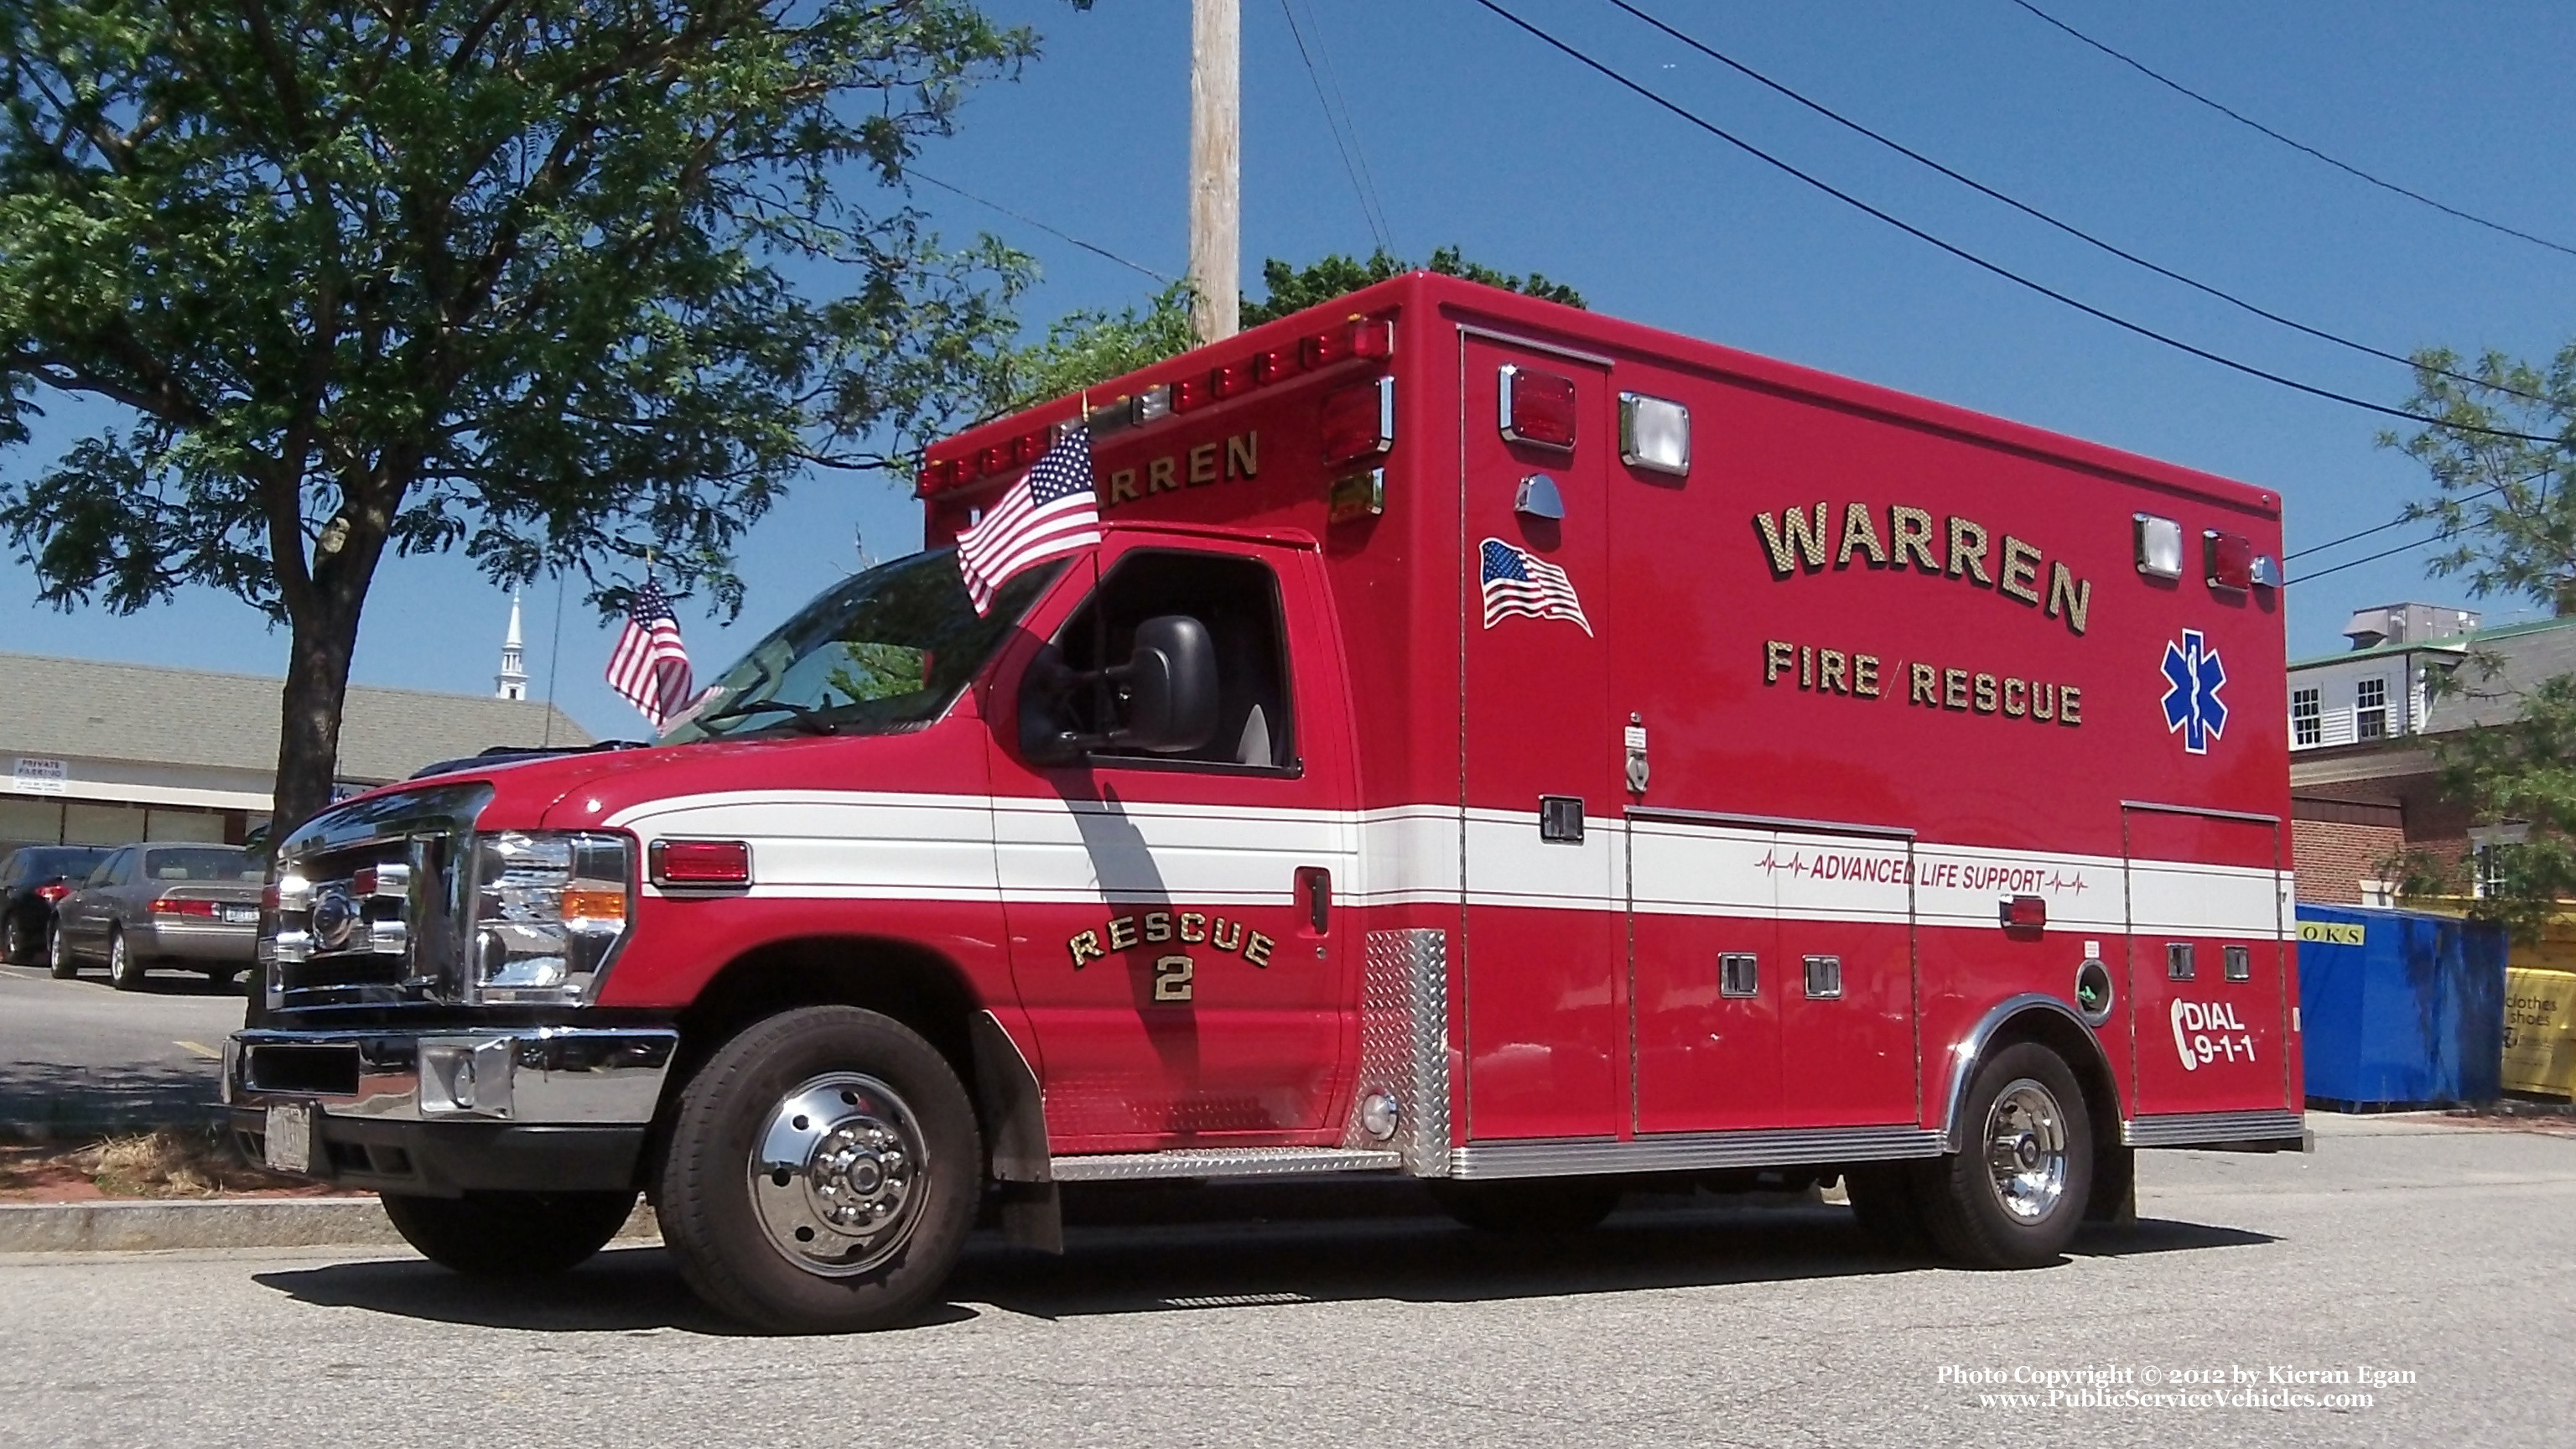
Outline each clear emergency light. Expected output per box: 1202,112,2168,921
2132,514,2184,579
1498,365,1578,450
1618,392,1690,476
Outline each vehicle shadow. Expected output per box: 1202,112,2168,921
0,1058,222,1134
40,967,245,997
247,1189,2275,1336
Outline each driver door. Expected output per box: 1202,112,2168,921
984,535,1360,1151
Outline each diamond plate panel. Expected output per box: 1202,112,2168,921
1340,927,1452,1174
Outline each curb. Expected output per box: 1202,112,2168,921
0,1197,661,1254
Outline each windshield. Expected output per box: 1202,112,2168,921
661,548,1065,744
143,848,256,882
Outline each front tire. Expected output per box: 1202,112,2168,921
107,929,144,992
657,1005,981,1334
46,922,75,979
1429,1176,1623,1234
382,1191,636,1276
1917,1041,2092,1268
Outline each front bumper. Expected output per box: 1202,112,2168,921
226,1026,678,1196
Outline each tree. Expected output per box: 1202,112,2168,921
2381,344,2576,927
1240,246,1585,329
978,247,1587,415
0,2,1042,837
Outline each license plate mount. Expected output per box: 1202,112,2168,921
223,905,257,925
262,1102,315,1175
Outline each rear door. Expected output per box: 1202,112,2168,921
1457,332,1623,1142
2122,804,2290,1114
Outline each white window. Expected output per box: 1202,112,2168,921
2355,677,2388,740
2291,687,2321,747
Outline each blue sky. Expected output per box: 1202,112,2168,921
6,0,2573,737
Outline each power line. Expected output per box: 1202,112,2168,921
1602,0,2549,407
1277,0,1393,254
2004,0,2576,261
909,170,1176,284
2285,528,2456,585
1466,0,2568,447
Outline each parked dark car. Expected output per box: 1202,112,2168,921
0,845,114,965
49,844,263,989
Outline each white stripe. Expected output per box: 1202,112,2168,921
603,789,2285,936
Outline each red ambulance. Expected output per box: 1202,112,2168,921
229,273,2303,1333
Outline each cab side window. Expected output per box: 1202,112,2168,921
1053,552,1296,770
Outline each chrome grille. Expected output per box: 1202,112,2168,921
266,836,452,1009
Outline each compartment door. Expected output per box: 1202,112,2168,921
1457,334,1623,1142
2122,805,2290,1115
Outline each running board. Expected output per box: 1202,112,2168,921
1047,1146,1404,1182
2123,1109,2309,1150
1449,1124,1945,1180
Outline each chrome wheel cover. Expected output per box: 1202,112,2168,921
109,934,128,981
746,1072,929,1278
1982,1078,2070,1224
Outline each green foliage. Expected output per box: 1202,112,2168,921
2390,671,2576,937
2385,345,2576,927
2385,345,2576,612
987,247,1587,414
0,1,1043,826
1239,246,1586,329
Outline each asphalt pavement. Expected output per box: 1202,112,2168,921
0,960,244,1131
1,1113,2568,1448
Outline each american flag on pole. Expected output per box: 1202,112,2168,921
955,427,1101,615
1478,538,1592,636
605,576,695,730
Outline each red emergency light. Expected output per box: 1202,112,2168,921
914,315,1394,498
2204,530,2254,593
1501,366,1578,450
1320,377,1394,466
2002,894,2048,931
652,839,753,889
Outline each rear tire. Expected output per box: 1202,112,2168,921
382,1190,636,1276
46,922,75,979
1429,1176,1623,1235
1917,1041,2092,1268
206,966,241,989
107,929,144,992
657,1005,981,1334
2,913,30,964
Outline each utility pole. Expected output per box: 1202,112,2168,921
1190,0,1240,344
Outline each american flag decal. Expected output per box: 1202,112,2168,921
955,427,1102,615
1478,538,1592,635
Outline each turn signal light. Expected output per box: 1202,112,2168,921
1500,365,1578,449
651,839,752,889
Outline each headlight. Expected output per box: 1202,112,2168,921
467,831,632,1003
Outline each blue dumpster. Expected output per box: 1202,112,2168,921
2297,904,2506,1109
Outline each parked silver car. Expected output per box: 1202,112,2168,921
49,844,263,990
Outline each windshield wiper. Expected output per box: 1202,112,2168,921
688,698,839,736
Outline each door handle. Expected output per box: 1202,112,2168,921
1296,866,1332,936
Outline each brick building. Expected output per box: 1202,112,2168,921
2289,603,2576,903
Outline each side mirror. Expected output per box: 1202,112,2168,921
1015,615,1220,761
1111,615,1219,754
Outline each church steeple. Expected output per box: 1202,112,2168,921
495,591,528,700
